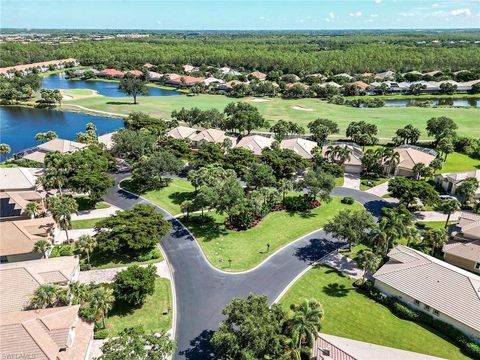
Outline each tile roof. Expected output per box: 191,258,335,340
0,256,79,313
249,71,267,80
0,191,44,218
37,139,87,153
0,167,43,191
373,245,480,334
280,138,318,159
322,144,363,166
0,217,56,256
0,59,77,75
98,68,124,77
166,126,198,140
98,131,117,150
235,135,274,156
125,70,143,77
394,146,436,171
191,129,235,145
353,80,369,90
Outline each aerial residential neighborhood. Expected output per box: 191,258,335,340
0,1,479,360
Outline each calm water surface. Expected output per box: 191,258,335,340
42,73,180,97
383,98,479,108
0,106,124,160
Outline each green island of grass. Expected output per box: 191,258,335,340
280,265,469,360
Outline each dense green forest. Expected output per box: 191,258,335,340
2,31,480,74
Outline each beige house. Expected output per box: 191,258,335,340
443,212,480,274
435,170,480,199
312,333,442,360
0,256,80,313
98,131,117,150
0,58,78,76
322,143,363,174
190,129,236,146
249,71,267,80
393,146,436,177
235,135,274,156
23,138,87,163
0,305,94,360
0,217,58,263
166,126,198,140
373,245,480,341
280,138,318,159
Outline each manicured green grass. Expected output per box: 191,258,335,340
62,89,97,96
71,218,102,229
88,249,163,270
121,178,195,215
438,152,480,173
421,221,456,229
66,94,480,139
106,278,172,336
280,265,469,360
359,176,389,191
335,177,344,187
180,196,363,271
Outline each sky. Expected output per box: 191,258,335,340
1,0,479,30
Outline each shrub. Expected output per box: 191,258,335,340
50,244,74,257
94,329,109,339
78,305,96,321
136,247,162,262
341,196,355,205
391,302,419,321
113,265,156,307
319,162,344,177
465,342,480,359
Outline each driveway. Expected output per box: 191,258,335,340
365,180,390,197
103,176,389,359
414,210,462,222
342,173,361,190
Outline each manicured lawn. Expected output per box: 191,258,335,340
106,278,172,336
280,265,469,360
335,177,344,187
420,221,456,229
181,196,363,271
71,218,102,229
359,176,389,191
121,178,195,215
438,152,480,173
66,94,480,139
88,249,163,269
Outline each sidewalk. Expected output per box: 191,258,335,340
319,251,365,279
414,210,461,222
57,228,96,243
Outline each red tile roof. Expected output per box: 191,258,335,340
179,76,205,84
353,80,370,90
99,69,124,77
143,63,155,68
126,70,143,76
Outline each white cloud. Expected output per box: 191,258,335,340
450,8,471,16
259,16,265,20
370,13,379,17
329,12,335,18
349,11,362,17
397,12,415,17
374,0,382,4
325,18,331,22
432,3,439,7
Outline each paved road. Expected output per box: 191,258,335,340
103,176,388,359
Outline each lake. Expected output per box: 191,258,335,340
0,106,124,160
383,98,480,108
42,73,181,97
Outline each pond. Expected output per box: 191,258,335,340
0,106,124,160
42,73,181,97
383,98,480,108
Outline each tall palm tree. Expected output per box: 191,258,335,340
423,228,448,256
289,299,323,350
90,288,114,329
33,240,53,258
386,151,401,176
47,195,78,243
370,225,389,256
277,178,293,205
25,201,42,218
74,235,97,265
68,281,89,305
30,283,63,309
356,250,382,281
404,226,421,247
324,145,341,163
0,143,11,155
412,163,426,181
438,199,461,229
336,146,352,165
41,152,70,195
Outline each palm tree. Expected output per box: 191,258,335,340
386,151,401,176
35,133,46,143
47,195,78,243
438,199,461,229
412,163,426,181
324,145,341,163
356,250,382,281
277,178,293,205
33,240,53,258
404,226,421,247
90,288,114,329
289,299,323,350
30,283,63,309
41,152,70,195
336,146,352,165
68,281,89,305
74,235,97,265
370,225,389,256
423,228,448,256
25,201,42,218
282,334,301,360
0,143,11,155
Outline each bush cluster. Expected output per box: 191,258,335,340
341,196,355,205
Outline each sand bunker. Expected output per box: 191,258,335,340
62,94,74,100
291,105,313,111
250,98,271,103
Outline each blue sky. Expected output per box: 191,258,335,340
1,0,479,30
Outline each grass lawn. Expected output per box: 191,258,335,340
359,176,389,191
181,196,363,271
106,278,172,336
420,221,456,229
74,196,110,211
438,152,480,173
71,218,102,229
88,249,163,269
280,265,469,359
65,94,480,140
121,177,195,215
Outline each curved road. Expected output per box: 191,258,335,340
103,176,388,360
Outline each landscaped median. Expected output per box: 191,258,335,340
279,265,469,360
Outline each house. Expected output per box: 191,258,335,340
166,126,198,140
0,217,58,263
435,170,480,199
125,69,143,77
0,168,45,220
0,58,78,76
334,73,354,80
166,75,205,86
360,72,373,78
235,135,274,156
22,138,88,163
0,256,80,313
443,212,480,274
423,70,443,77
311,333,442,360
249,71,267,80
147,71,163,80
72,68,98,78
219,67,242,76
191,129,235,146
143,63,155,69
353,80,369,91
0,305,94,360
322,143,363,174
218,80,249,91
285,82,309,90
97,68,124,78
392,145,437,177
280,138,318,159
319,81,342,88
374,71,395,80
183,64,198,73
202,77,225,86
98,131,117,150
373,245,480,341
